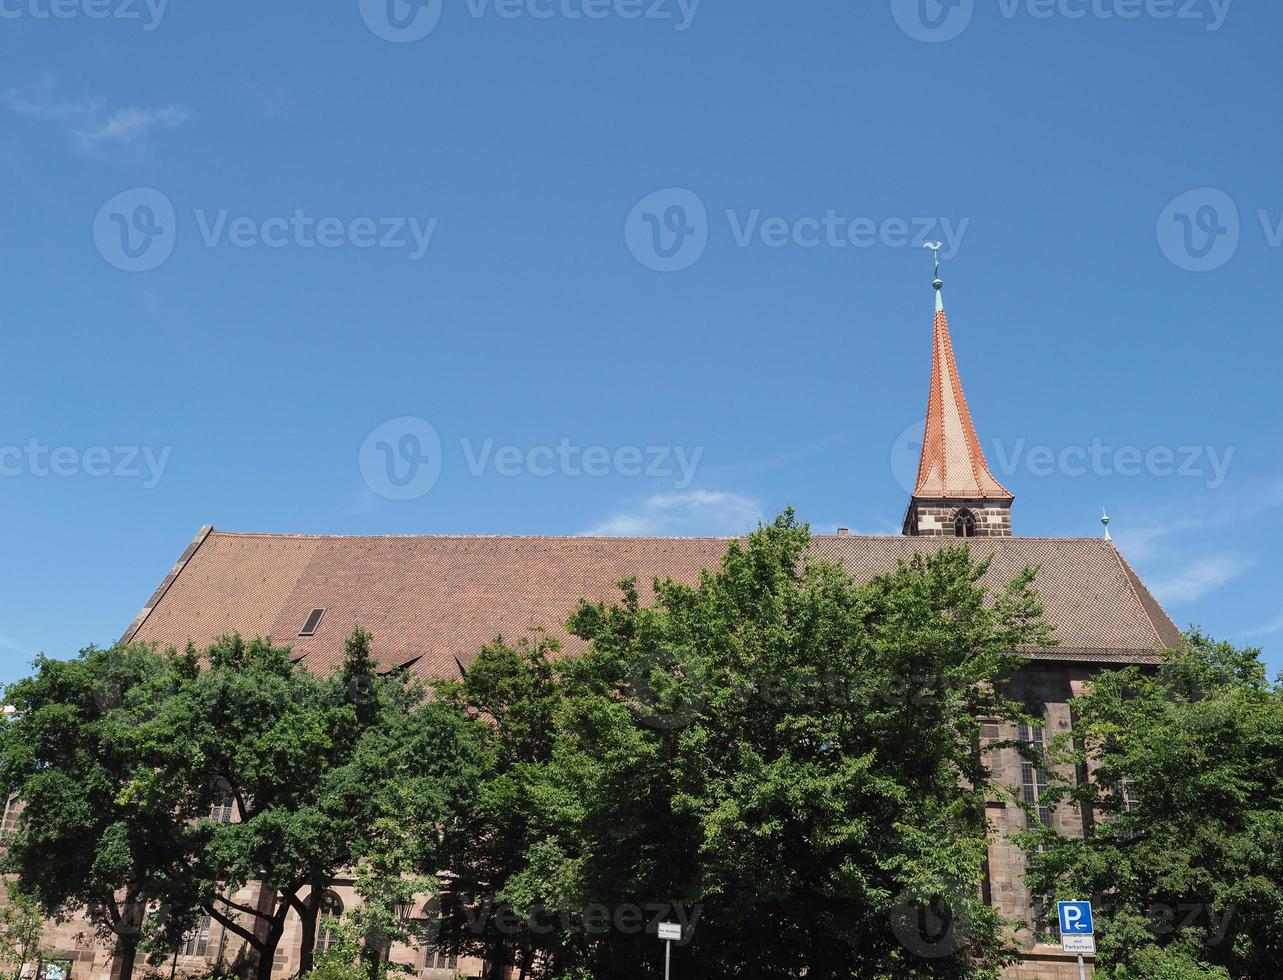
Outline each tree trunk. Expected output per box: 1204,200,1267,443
246,888,291,980
108,935,138,980
297,894,319,976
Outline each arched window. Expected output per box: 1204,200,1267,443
953,509,977,538
183,914,212,957
315,892,344,954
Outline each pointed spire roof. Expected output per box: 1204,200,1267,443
910,279,1013,501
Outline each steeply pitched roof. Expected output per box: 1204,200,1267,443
912,290,1014,501
122,528,1182,678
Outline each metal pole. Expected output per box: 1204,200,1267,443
1078,953,1086,980
664,938,671,980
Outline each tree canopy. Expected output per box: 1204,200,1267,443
437,513,1053,979
1021,630,1283,979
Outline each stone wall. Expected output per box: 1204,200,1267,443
905,498,1014,538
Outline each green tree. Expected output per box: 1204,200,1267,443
434,633,561,979
1021,630,1283,978
0,644,197,980
448,513,1052,979
152,630,485,980
0,882,48,980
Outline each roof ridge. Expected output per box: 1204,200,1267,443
1108,542,1182,651
205,530,1122,544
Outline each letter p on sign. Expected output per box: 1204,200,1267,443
1058,901,1094,935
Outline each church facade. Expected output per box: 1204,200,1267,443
13,277,1180,980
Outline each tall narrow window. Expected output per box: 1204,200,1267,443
0,794,19,839
183,914,212,957
209,785,235,824
954,509,977,538
315,892,344,955
422,897,458,973
1017,723,1052,827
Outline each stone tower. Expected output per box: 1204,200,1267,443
903,271,1014,538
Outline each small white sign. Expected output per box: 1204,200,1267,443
658,922,682,942
1062,934,1096,955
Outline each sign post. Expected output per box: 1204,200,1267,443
657,922,682,980
1057,901,1095,980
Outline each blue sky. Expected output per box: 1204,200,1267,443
1,0,1279,685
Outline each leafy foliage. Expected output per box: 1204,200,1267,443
1021,630,1283,979
0,881,47,980
440,513,1053,978
0,643,197,979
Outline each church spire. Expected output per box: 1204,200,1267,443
903,248,1014,537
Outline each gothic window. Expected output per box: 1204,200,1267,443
426,948,459,972
209,784,235,824
316,892,344,955
1017,723,1052,828
183,914,212,957
422,897,458,972
954,508,977,538
1,794,19,838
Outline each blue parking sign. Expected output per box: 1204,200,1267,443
1058,901,1094,936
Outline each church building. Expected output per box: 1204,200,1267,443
23,273,1181,980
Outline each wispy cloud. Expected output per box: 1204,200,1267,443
1109,476,1283,607
1148,554,1256,606
236,79,295,120
74,105,189,153
2,74,102,120
2,73,189,155
0,634,36,659
584,490,762,537
1241,612,1283,640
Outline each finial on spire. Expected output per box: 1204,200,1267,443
924,241,944,311
1101,508,1112,541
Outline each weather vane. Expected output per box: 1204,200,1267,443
923,241,944,286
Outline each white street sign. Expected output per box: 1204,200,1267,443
1062,934,1096,954
658,922,682,942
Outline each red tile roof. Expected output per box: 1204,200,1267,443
122,528,1182,678
912,303,1014,501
